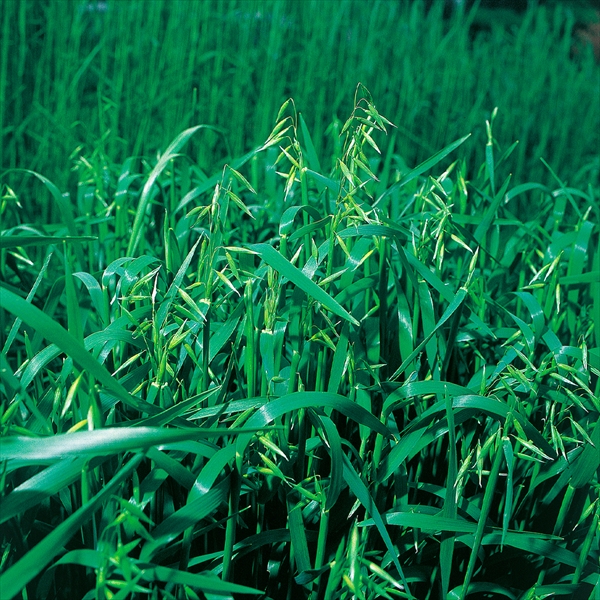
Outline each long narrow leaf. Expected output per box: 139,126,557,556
0,285,159,415
343,456,412,598
127,126,203,256
0,454,144,600
377,134,471,202
248,243,360,326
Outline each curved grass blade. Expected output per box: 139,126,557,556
299,113,322,173
0,285,159,416
566,220,594,334
127,125,204,257
2,251,53,356
235,391,393,469
314,414,345,510
568,416,600,488
288,500,312,574
389,287,468,381
383,380,476,418
140,478,229,561
1,426,262,469
513,291,545,343
73,271,108,326
8,170,85,266
0,453,144,600
361,512,479,533
457,531,581,568
380,429,426,483
0,457,94,524
337,223,411,241
138,563,263,596
248,243,360,326
155,239,200,330
412,394,555,459
279,205,323,237
327,322,349,394
305,169,339,194
473,175,512,245
0,235,96,249
448,582,517,599
501,437,515,549
399,249,493,336
189,445,237,500
176,146,268,214
376,134,471,203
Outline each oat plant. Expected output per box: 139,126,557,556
1,88,598,599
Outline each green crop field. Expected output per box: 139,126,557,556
1,2,599,599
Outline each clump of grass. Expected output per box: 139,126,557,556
1,88,598,599
2,0,599,219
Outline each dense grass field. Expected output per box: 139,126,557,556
2,0,600,210
1,1,599,599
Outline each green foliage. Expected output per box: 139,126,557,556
2,0,599,221
1,83,598,599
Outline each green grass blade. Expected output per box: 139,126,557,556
235,391,393,468
441,389,458,597
0,457,91,524
138,564,263,596
9,170,85,267
127,125,204,257
501,437,515,549
0,235,96,249
389,287,468,380
288,499,312,574
460,435,504,599
342,456,412,598
248,243,360,326
0,453,143,600
140,479,229,561
568,417,600,488
299,113,322,174
0,426,259,469
155,239,201,330
377,134,471,203
0,285,159,415
315,414,345,510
